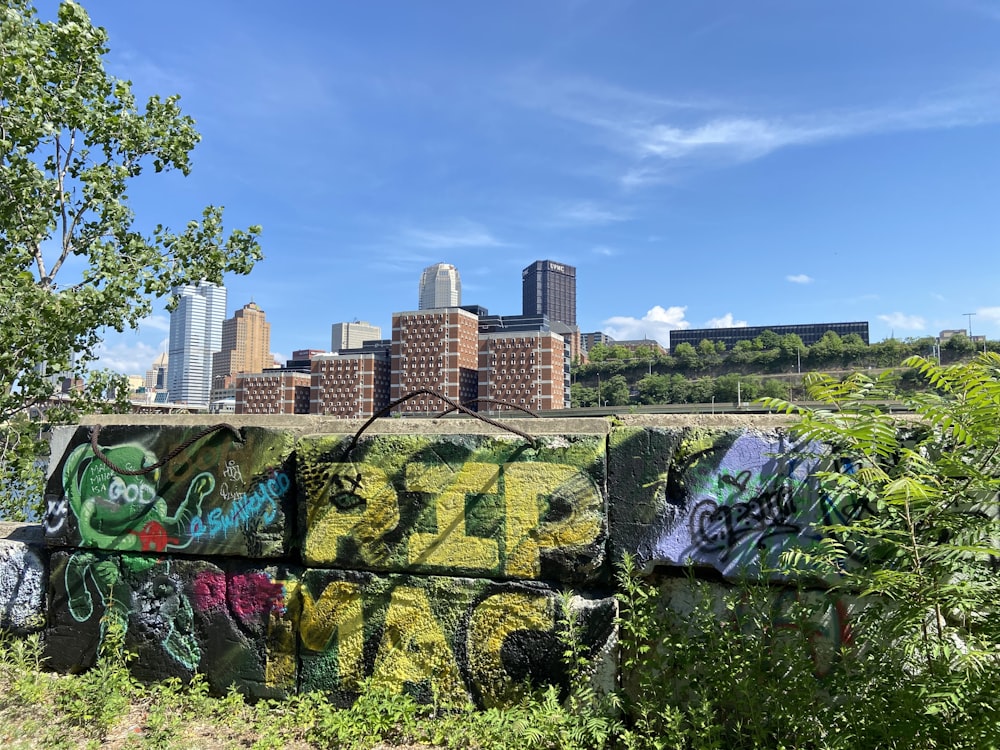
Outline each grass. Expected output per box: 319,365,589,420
0,629,618,750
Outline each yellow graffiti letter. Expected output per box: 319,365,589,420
407,462,500,571
305,464,399,566
503,463,602,578
299,580,365,686
467,591,554,707
370,586,468,707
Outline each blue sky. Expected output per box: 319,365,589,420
41,0,1000,373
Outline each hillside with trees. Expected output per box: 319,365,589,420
571,330,995,407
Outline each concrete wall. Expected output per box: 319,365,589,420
0,413,860,706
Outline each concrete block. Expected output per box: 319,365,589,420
610,427,859,579
0,523,46,633
299,432,607,584
45,550,299,698
297,568,617,708
44,425,296,558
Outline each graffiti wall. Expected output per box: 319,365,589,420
0,524,46,633
44,425,297,558
0,417,876,705
297,569,616,708
45,550,299,698
655,577,860,678
609,427,866,579
298,433,607,584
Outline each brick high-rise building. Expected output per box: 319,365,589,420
522,260,576,327
478,330,566,411
235,371,311,414
212,301,271,385
310,349,391,418
392,308,478,413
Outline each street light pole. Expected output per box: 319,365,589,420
964,312,976,338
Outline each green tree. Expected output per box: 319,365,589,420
673,342,700,370
762,353,1000,745
586,343,610,362
697,339,722,370
602,375,631,406
1,0,263,517
636,373,671,404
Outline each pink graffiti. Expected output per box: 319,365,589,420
192,570,227,612
228,572,286,618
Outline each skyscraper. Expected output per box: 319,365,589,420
212,301,272,384
418,263,461,309
167,282,227,406
522,260,576,326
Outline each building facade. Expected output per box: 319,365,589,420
212,301,271,385
478,330,566,411
668,321,871,353
330,321,382,352
522,260,576,327
167,282,227,406
144,352,168,392
418,263,461,310
391,307,479,413
581,332,615,353
310,350,391,417
235,371,311,414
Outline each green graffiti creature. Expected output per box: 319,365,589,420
64,552,200,670
62,442,214,553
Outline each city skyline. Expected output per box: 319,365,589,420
60,0,1000,375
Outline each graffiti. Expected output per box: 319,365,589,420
189,470,290,540
298,571,616,708
304,459,603,580
48,551,299,697
62,552,201,669
298,433,606,582
45,426,297,557
690,480,808,561
43,496,68,535
60,442,213,553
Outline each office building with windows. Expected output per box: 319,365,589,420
167,282,227,406
418,263,461,310
212,301,271,384
522,260,576,326
668,321,870,353
310,346,391,418
331,320,382,352
235,371,311,414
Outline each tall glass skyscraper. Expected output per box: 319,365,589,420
418,263,461,309
167,282,227,405
522,260,576,327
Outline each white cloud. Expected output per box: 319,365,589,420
878,312,926,330
552,201,629,226
92,339,163,375
401,220,507,250
602,305,688,347
706,313,748,328
592,245,617,257
137,314,171,333
786,274,813,284
519,72,1000,187
976,306,1000,326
